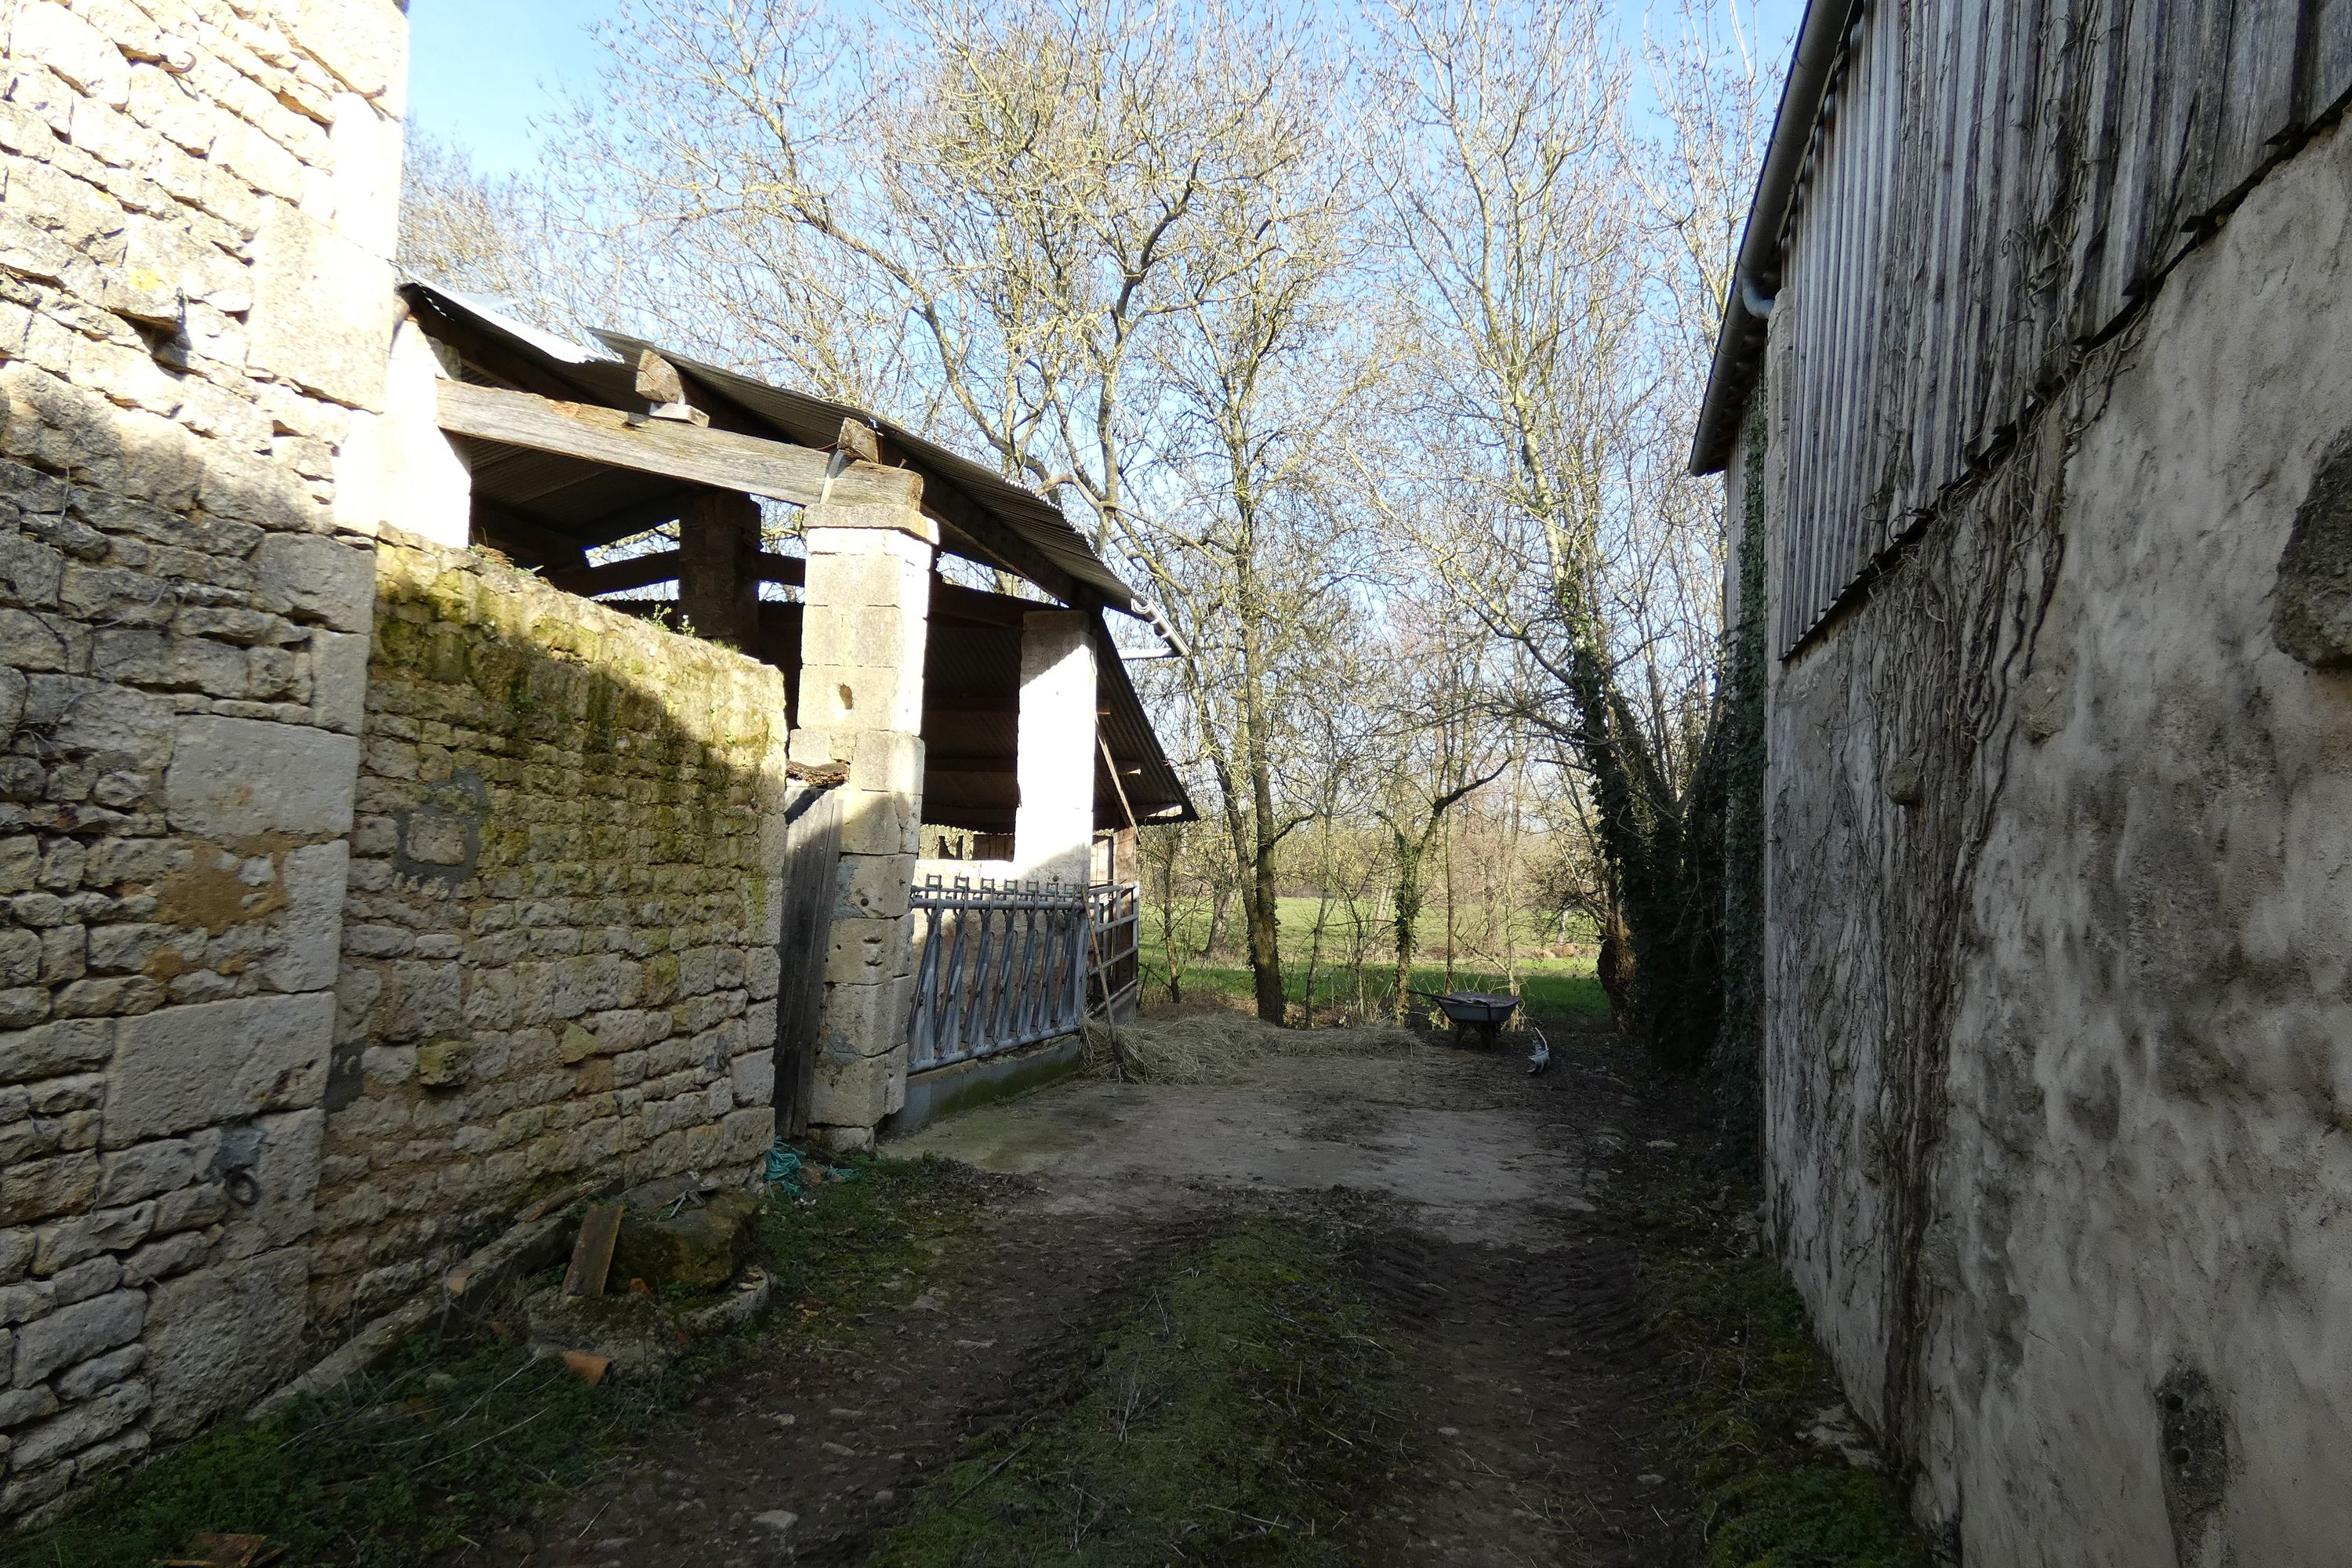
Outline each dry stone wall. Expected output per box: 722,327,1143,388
314,533,791,1329
0,0,405,1526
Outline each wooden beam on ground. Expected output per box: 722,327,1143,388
562,1204,624,1298
437,379,920,512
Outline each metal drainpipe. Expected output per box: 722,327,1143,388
1689,0,1867,472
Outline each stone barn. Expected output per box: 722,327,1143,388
1697,2,2352,1563
0,0,1185,1524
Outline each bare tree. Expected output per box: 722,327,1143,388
1357,0,1772,1065
1136,100,1382,1024
1363,591,1510,1018
396,132,539,301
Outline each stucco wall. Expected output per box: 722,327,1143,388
1755,115,2352,1565
0,0,404,1525
314,532,790,1327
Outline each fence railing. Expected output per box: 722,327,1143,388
904,877,1143,1073
905,877,1088,1073
1084,882,1140,1019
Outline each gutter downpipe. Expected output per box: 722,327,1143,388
1689,0,1867,475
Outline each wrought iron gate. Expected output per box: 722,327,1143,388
905,877,1088,1073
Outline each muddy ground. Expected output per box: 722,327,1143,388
474,1022,1704,1567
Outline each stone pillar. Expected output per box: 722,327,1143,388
791,467,933,1149
678,488,762,648
335,316,472,545
1014,610,1098,888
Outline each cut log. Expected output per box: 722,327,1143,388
633,347,685,405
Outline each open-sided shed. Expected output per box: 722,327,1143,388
401,281,1192,842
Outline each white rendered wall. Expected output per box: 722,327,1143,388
1755,116,2352,1568
1013,611,1095,888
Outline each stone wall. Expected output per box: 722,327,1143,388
314,532,790,1328
1749,117,2352,1566
0,0,405,1526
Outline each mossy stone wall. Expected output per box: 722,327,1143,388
312,532,793,1329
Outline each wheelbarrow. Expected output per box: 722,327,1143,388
1411,989,1521,1049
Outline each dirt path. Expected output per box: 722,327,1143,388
485,1028,1694,1567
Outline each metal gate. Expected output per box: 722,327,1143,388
905,877,1088,1073
1084,881,1140,1019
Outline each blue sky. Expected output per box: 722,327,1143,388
405,0,610,172
409,0,1809,176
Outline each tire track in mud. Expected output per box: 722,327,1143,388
1341,1215,1683,1568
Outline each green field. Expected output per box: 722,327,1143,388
1136,895,1607,1021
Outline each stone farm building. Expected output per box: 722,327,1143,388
0,0,1186,1523
1698,0,2352,1563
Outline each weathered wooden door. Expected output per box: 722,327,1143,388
772,782,841,1138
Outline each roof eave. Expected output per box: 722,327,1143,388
1689,0,1866,476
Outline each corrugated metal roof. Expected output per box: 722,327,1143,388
404,280,1133,611
590,329,1134,612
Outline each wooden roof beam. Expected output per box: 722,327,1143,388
437,379,920,514
547,549,808,598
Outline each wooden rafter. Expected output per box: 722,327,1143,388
437,379,921,514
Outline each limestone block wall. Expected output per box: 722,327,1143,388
0,0,405,1526
1751,118,2352,1566
314,533,790,1329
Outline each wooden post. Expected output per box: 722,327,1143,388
677,487,760,647
772,780,844,1138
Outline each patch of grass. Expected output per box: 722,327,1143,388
1137,897,1609,1022
1152,956,1609,1021
867,1215,1402,1567
2,1153,988,1568
763,1153,995,1328
1630,1174,1929,1568
2,1323,650,1567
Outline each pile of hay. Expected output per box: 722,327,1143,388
1081,1011,1418,1084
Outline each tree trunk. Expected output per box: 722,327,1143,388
1595,899,1639,1033
1247,826,1285,1025
1390,827,1422,1022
